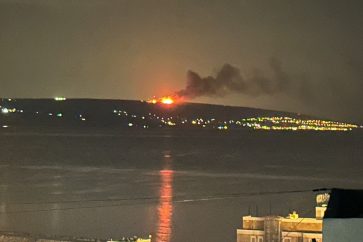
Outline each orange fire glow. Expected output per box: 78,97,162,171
161,97,174,105
150,99,158,104
156,169,174,242
147,96,178,105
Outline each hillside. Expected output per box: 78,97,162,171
0,98,357,132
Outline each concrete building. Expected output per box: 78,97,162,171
323,188,363,242
237,193,329,242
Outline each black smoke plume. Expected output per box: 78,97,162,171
176,58,290,99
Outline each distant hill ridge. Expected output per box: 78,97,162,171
5,98,351,131
0,98,310,120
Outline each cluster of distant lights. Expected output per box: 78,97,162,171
110,109,360,132
242,117,359,131
0,97,85,128
0,97,361,132
110,109,232,129
107,236,151,242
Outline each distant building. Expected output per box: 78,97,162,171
323,188,363,242
237,193,329,242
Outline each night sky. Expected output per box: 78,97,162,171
0,0,362,122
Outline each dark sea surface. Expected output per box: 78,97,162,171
0,129,363,242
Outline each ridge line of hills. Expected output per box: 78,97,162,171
1,98,359,131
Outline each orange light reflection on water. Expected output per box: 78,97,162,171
156,169,174,242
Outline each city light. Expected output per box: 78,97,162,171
1,108,9,114
1,107,16,114
54,97,66,101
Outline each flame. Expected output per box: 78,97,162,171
149,98,158,104
147,96,177,105
161,97,174,105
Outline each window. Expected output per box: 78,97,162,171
258,236,263,242
283,238,291,242
250,236,256,242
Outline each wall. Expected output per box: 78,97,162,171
243,217,265,230
281,219,322,232
237,229,264,242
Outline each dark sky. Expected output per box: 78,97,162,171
0,0,362,122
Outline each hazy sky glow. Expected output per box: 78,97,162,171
0,0,362,122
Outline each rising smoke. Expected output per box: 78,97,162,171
176,58,291,99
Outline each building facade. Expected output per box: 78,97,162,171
237,194,329,242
